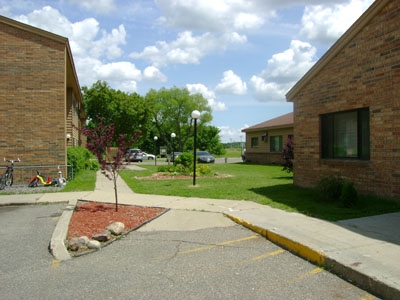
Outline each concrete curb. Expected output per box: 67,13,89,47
225,213,399,300
49,199,78,261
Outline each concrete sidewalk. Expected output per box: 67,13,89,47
1,169,399,300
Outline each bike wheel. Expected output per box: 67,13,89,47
0,175,6,190
28,177,39,187
6,173,13,186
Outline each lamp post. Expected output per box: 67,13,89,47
153,136,158,166
191,110,201,186
171,132,176,163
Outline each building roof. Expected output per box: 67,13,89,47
0,15,83,105
242,112,293,132
285,0,389,101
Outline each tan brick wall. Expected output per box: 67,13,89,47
245,127,293,164
291,1,400,200
0,21,67,168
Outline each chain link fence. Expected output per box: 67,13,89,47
2,164,74,187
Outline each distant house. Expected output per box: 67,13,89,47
242,112,293,164
286,0,400,200
0,16,86,181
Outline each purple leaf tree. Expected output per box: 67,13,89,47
78,117,141,211
282,136,294,173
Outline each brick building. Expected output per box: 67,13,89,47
0,16,86,180
242,112,293,165
286,0,400,200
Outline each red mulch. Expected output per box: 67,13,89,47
67,201,167,240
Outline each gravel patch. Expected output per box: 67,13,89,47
0,185,65,195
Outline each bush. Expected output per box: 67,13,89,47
174,152,193,169
197,164,213,175
340,181,358,208
316,175,345,202
316,175,358,207
67,146,99,174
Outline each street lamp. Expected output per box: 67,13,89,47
153,136,158,166
171,132,176,163
191,110,201,186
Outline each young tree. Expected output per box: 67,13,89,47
78,117,141,211
282,136,294,173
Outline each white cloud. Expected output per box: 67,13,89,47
218,125,245,143
68,0,116,14
300,0,374,43
250,40,316,102
215,70,247,95
94,62,141,92
143,66,167,82
130,31,246,67
155,0,274,33
186,83,227,112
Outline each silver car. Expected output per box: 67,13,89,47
196,151,215,163
126,149,143,162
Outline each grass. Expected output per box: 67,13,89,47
120,163,400,221
216,148,242,158
62,169,96,192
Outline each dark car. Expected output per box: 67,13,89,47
169,152,182,162
196,151,215,163
126,149,143,162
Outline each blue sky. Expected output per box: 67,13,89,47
0,0,374,142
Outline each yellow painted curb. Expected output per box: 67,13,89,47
225,214,325,266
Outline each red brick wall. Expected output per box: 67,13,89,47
291,1,400,200
0,22,67,169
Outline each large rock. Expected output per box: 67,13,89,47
68,237,80,251
87,240,101,249
78,236,90,245
92,230,111,242
107,222,125,235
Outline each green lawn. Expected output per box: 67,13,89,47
62,169,96,192
120,163,400,221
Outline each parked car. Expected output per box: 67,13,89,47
142,152,156,160
169,152,182,162
126,149,143,162
196,151,215,163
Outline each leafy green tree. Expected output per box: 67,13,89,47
145,87,212,153
82,80,151,145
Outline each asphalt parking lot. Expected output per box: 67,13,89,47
0,204,379,300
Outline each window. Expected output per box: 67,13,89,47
251,137,259,148
270,136,283,152
321,108,370,159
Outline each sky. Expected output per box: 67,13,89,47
0,0,374,143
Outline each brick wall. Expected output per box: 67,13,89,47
290,1,400,200
0,21,67,169
244,127,293,165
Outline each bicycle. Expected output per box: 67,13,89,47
0,158,20,190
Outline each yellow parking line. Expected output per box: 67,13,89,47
360,294,376,300
153,235,259,260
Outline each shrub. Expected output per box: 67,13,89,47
67,146,99,174
197,164,213,175
316,175,359,208
174,152,193,169
340,181,358,208
316,175,345,202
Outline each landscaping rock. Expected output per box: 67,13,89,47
68,237,80,251
107,221,125,235
92,230,111,242
87,240,101,249
78,236,90,245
